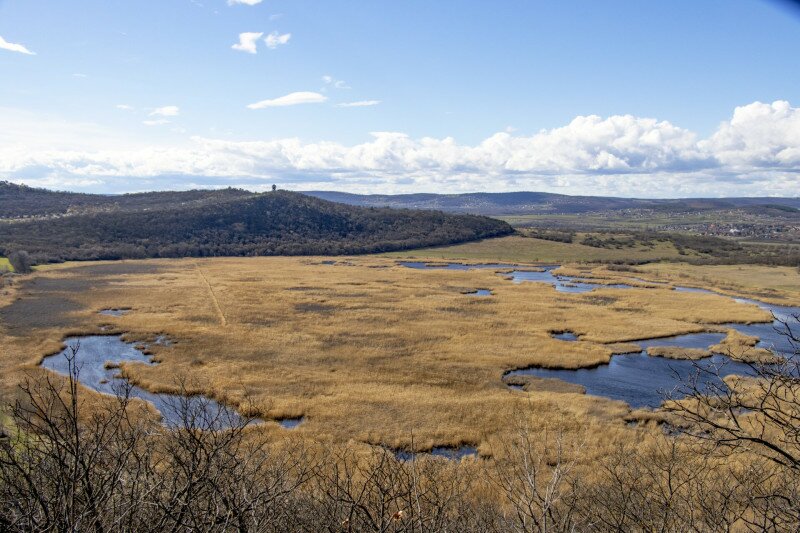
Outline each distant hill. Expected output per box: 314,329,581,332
0,181,254,219
0,184,512,262
305,191,800,215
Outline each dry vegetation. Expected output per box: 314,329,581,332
0,256,777,452
636,263,800,305
1,255,799,530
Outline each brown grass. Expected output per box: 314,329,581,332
646,347,711,360
0,256,777,456
636,263,800,305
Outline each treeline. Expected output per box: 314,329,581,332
0,191,512,263
524,228,574,243
0,181,254,219
1,324,799,532
577,230,800,267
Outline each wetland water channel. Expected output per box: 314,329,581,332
40,335,271,429
400,262,800,408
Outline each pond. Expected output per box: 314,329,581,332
278,417,304,429
393,445,479,462
552,332,579,342
507,352,754,409
466,289,492,296
40,335,259,429
99,308,131,317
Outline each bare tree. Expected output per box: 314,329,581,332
664,313,800,529
0,345,152,531
489,417,582,533
0,347,313,533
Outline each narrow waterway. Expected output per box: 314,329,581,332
401,261,799,407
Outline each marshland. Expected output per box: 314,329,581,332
1,240,799,530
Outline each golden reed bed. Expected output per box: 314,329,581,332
1,256,785,458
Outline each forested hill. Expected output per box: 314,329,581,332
0,181,255,219
0,187,512,262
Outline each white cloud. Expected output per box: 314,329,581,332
0,36,35,55
227,0,262,5
150,106,180,117
322,75,350,90
264,31,291,49
116,104,134,111
232,32,263,54
2,101,800,197
142,119,170,126
703,100,800,168
336,100,381,108
247,91,328,109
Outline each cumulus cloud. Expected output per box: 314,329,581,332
264,31,291,49
0,35,35,55
336,100,381,108
227,0,262,5
247,91,328,109
703,100,800,168
150,106,180,117
232,32,263,54
2,100,799,197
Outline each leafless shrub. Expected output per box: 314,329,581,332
488,418,582,533
664,313,800,529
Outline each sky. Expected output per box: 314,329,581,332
1,0,799,198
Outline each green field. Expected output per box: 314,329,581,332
385,234,699,264
0,257,11,271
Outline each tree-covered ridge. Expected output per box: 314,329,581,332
0,189,512,262
0,181,256,219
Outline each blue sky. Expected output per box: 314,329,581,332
1,0,799,197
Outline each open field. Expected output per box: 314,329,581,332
0,256,779,456
385,234,703,263
636,263,800,305
498,211,797,230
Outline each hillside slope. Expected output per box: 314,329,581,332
0,189,512,262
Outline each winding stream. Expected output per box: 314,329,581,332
41,335,260,429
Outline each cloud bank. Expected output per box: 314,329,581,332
2,101,799,197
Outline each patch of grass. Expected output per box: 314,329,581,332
384,235,695,264
0,257,11,271
636,263,800,305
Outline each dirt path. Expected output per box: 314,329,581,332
195,263,227,326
